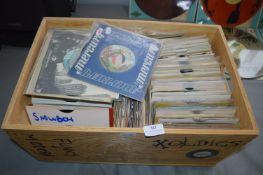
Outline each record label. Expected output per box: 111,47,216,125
100,45,136,73
186,149,219,159
201,0,262,27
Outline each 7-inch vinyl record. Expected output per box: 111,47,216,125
134,0,195,19
224,28,263,79
201,0,262,27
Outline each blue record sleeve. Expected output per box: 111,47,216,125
68,22,162,101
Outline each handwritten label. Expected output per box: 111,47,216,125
26,106,110,127
22,133,79,157
12,132,246,162
33,112,74,123
24,134,54,156
144,124,165,137
51,138,79,157
152,137,244,149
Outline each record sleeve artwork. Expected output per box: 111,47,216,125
200,0,262,27
131,0,196,20
25,30,119,102
68,23,162,101
31,30,90,96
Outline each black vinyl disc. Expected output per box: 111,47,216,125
135,0,195,19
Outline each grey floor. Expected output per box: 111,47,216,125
1,4,263,175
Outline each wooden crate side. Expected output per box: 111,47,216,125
5,128,256,166
45,17,219,39
211,29,259,131
2,123,259,135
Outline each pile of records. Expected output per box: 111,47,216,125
150,35,239,128
24,25,239,129
113,96,145,128
24,26,157,128
24,29,120,127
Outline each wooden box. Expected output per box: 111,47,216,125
1,17,259,166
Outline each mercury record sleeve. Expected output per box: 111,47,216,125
68,22,162,101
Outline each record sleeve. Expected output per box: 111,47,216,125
31,97,112,108
155,106,236,117
25,29,119,102
151,80,229,92
152,67,222,79
156,117,239,124
68,22,162,101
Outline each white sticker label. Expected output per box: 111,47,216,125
143,124,165,137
